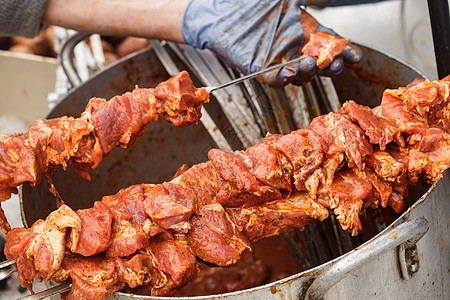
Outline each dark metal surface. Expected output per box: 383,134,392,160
427,0,450,78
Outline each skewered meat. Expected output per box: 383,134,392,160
0,32,348,234
0,71,209,232
5,76,450,299
302,32,348,70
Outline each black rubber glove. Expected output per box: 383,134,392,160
182,0,363,87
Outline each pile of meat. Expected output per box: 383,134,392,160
4,74,450,299
0,71,209,232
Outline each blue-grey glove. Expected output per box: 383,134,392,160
182,0,363,87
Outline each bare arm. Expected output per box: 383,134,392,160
42,0,189,43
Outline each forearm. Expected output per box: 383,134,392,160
42,0,189,43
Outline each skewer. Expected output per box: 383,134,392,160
204,56,306,93
0,259,15,281
296,228,319,267
0,258,15,269
17,282,71,300
283,85,312,129
316,220,336,259
0,259,71,299
266,87,296,134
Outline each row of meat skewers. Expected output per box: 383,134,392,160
0,30,448,300
0,70,448,299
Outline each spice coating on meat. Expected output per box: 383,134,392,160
229,192,328,241
4,75,450,298
143,182,196,232
187,203,251,266
0,71,209,232
340,101,404,150
302,32,349,70
72,201,113,257
5,205,81,289
102,186,150,258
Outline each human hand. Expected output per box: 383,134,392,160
182,0,363,87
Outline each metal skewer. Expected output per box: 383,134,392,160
204,56,306,93
0,258,15,269
0,259,15,281
1,258,71,299
17,282,71,300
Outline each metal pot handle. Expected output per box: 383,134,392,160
59,32,90,87
305,217,429,300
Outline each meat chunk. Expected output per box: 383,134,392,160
154,71,209,127
4,228,37,290
102,187,149,257
57,255,124,300
148,238,198,295
187,203,251,266
302,32,349,70
396,79,440,116
176,162,223,209
362,169,392,208
245,135,293,191
209,149,281,207
273,130,324,191
143,182,196,232
340,101,404,149
428,80,450,131
5,205,81,285
365,150,405,183
73,201,113,257
381,92,427,135
309,112,373,170
229,192,329,241
90,90,155,155
117,254,163,290
318,169,373,235
413,128,450,183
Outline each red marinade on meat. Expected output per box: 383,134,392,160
5,75,450,299
302,32,349,69
0,71,209,232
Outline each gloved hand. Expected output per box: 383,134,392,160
182,0,363,87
